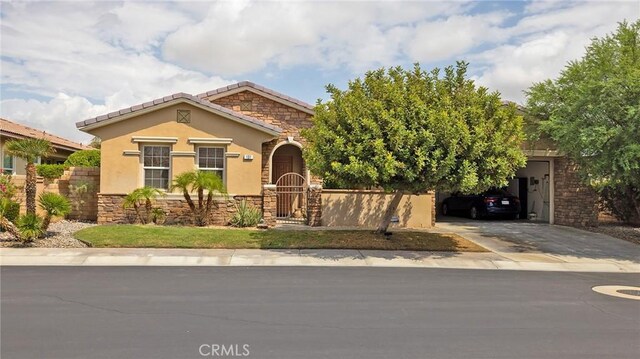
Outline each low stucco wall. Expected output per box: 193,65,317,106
321,190,434,229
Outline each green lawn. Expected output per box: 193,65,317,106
74,225,488,252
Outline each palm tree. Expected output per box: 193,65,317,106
5,138,55,215
38,192,71,235
172,170,227,226
122,186,163,224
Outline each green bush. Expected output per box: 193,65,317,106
230,200,262,227
64,149,100,167
16,213,43,242
36,164,66,179
0,198,21,222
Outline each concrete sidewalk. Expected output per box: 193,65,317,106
1,247,638,272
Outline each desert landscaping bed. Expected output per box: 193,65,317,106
0,220,95,248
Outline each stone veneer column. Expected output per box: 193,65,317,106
262,184,277,227
553,157,598,227
430,191,436,227
307,184,322,227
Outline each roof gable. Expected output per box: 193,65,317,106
75,93,282,136
197,81,315,115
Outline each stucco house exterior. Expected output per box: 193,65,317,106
1,117,89,175
76,82,330,226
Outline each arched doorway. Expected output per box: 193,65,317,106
271,144,307,223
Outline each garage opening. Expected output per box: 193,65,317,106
508,160,551,223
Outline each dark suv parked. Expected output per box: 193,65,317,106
441,188,521,220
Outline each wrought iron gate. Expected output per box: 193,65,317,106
275,172,307,224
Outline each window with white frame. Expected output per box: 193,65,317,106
197,147,225,180
143,145,170,189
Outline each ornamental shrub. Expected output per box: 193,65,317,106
64,149,100,167
36,164,66,179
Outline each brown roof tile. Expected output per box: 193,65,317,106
1,118,89,150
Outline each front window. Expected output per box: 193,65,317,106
2,154,14,174
143,146,170,189
197,147,224,180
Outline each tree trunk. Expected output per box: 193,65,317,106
375,190,404,234
25,162,37,215
0,216,21,240
40,214,52,238
145,199,152,225
133,202,142,224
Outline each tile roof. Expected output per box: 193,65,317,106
197,81,315,111
75,92,283,134
1,118,89,150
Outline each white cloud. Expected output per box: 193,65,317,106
162,1,471,75
406,11,511,62
0,0,637,142
0,1,232,141
1,94,107,143
472,1,639,103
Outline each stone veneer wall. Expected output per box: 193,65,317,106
307,185,322,227
262,185,277,227
553,157,598,227
97,194,262,225
11,167,100,220
207,91,320,185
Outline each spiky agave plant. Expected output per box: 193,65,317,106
38,192,71,235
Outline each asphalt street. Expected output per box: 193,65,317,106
1,267,638,359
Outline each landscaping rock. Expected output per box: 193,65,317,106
0,220,95,248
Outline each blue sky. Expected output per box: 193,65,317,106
1,0,638,142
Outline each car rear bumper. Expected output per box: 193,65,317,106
484,207,520,216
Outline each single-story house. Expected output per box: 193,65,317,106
76,82,596,228
1,117,89,175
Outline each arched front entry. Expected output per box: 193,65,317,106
271,143,307,223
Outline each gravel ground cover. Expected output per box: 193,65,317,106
585,223,640,245
0,220,96,248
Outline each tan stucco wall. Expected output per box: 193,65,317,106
88,103,275,195
322,190,434,229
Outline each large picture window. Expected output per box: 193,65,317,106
197,147,224,180
143,146,170,189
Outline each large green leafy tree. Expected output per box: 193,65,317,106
526,20,640,223
5,138,55,215
303,62,527,233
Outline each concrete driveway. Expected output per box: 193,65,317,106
435,217,640,264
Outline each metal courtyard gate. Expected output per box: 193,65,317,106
275,172,307,224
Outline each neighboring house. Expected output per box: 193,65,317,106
1,117,89,175
76,82,329,226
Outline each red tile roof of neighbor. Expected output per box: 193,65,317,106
197,81,315,111
75,91,283,134
1,118,89,151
